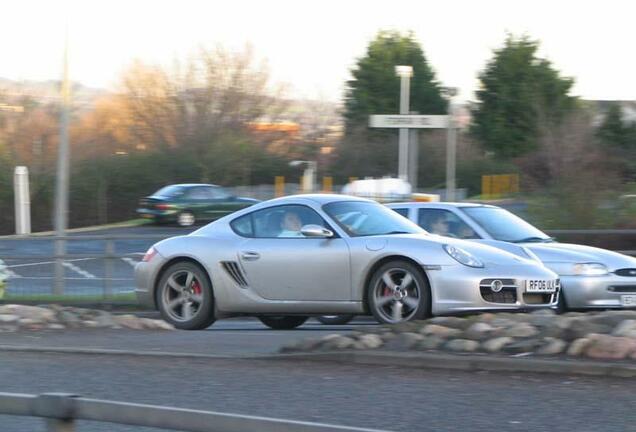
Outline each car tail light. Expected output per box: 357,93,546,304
155,203,172,210
142,247,158,262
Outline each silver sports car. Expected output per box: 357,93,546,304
135,195,560,329
388,202,636,311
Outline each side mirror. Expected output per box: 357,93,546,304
300,224,334,238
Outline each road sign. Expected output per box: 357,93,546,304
369,114,449,129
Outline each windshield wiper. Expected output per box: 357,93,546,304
386,231,412,235
511,236,554,243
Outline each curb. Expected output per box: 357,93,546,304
1,344,634,378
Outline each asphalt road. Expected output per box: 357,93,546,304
1,350,635,432
0,224,195,297
0,317,376,356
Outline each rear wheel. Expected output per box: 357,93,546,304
177,211,195,227
367,260,430,324
258,316,308,330
316,315,355,325
157,262,215,330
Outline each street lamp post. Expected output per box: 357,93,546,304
289,160,317,193
395,65,413,182
54,34,71,295
443,87,458,202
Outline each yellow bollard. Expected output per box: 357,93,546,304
274,176,285,197
322,176,333,193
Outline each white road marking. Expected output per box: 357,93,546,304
62,261,97,279
6,257,96,268
121,257,139,267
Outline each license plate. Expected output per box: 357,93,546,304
526,279,558,293
141,214,153,219
621,295,636,306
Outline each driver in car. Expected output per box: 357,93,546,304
279,211,304,237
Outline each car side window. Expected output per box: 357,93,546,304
208,186,231,200
417,209,478,239
230,213,253,237
186,187,211,200
392,208,409,218
231,205,328,238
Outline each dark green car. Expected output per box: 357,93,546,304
137,184,260,227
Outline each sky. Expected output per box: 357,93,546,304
1,0,635,103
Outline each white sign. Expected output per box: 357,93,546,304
369,114,449,129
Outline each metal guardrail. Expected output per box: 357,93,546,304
0,235,170,298
0,392,388,432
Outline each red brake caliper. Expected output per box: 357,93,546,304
192,280,202,295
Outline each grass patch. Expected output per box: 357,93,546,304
2,292,138,304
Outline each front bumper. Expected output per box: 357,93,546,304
428,264,560,315
134,258,167,309
560,274,636,309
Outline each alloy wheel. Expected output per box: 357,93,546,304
372,267,421,323
161,270,204,322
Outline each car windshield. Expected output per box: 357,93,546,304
323,201,424,237
153,185,185,197
461,206,552,243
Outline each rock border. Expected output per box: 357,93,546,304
282,310,636,362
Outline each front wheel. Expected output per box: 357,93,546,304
258,316,308,330
367,260,430,324
156,262,215,330
316,315,355,325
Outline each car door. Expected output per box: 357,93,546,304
183,187,211,220
205,186,245,219
233,204,351,301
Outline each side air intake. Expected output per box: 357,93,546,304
221,261,249,287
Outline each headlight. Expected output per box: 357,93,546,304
572,263,608,276
443,244,484,268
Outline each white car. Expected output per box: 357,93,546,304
388,202,636,311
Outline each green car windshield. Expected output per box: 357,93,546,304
154,185,186,197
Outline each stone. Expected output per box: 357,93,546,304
464,322,496,340
0,314,19,323
490,318,517,329
419,324,462,338
564,319,613,341
503,323,538,338
329,336,355,350
358,334,383,350
502,339,543,354
400,332,425,348
585,334,636,360
482,337,513,353
113,315,145,330
567,338,591,356
445,339,479,352
3,305,55,322
612,320,636,337
536,337,566,355
413,336,444,350
426,317,473,330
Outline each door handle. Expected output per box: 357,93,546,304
240,251,260,261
